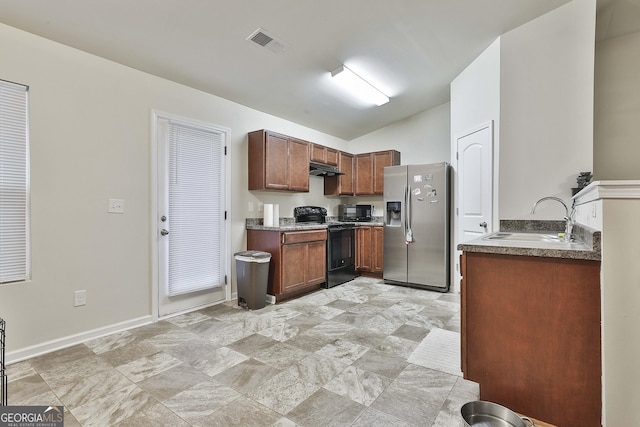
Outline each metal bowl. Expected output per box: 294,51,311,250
461,401,535,427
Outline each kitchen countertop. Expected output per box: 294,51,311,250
245,217,384,231
457,220,601,261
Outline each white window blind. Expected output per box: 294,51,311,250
0,81,29,284
167,122,225,296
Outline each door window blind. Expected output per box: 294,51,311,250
167,122,225,296
0,81,29,284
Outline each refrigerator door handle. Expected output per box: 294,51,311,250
403,185,407,235
405,184,413,244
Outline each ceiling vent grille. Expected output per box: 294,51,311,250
246,28,288,54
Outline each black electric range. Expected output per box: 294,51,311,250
294,206,356,288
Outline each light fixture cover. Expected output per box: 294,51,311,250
331,65,389,106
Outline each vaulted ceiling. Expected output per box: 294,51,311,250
1,0,631,140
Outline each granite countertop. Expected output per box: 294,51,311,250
246,217,384,231
457,220,601,261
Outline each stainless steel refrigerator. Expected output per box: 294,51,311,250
383,162,450,291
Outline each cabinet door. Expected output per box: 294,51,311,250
306,241,327,285
355,154,374,195
310,143,338,167
373,151,400,195
372,226,384,273
326,148,338,166
310,143,326,163
264,133,289,190
324,151,354,196
464,253,601,427
356,227,372,271
288,138,310,192
281,243,307,292
339,152,354,195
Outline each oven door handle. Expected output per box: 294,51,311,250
329,226,355,232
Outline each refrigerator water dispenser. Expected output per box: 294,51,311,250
386,201,402,226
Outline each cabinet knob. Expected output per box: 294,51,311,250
479,222,487,228
160,229,170,236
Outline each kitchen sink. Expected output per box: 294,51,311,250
482,231,566,243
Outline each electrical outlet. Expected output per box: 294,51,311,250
108,198,125,214
74,290,87,307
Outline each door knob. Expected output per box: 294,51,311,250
160,229,170,236
479,222,487,228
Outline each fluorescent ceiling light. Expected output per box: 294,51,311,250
330,65,389,106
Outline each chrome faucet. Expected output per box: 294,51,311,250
530,196,573,242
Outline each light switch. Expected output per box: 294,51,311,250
74,290,87,306
108,198,125,213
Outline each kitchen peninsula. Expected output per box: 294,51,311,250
458,220,601,427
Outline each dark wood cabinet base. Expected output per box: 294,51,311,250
461,252,601,427
247,229,327,303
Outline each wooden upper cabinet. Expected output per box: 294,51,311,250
326,147,338,166
288,137,310,192
355,150,401,195
248,130,309,192
263,132,289,190
310,143,325,163
324,151,354,196
374,150,400,195
355,154,374,195
310,143,338,166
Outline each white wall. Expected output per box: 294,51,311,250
575,182,640,426
499,0,596,220
345,102,451,216
449,39,501,293
594,31,640,180
348,102,450,162
0,23,350,359
600,197,640,426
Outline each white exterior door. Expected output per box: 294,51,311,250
457,122,494,243
154,113,230,317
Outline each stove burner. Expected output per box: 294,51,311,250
294,206,327,224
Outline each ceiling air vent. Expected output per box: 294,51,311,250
246,28,288,54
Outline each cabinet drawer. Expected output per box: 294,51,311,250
282,230,327,244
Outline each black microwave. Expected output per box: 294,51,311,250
339,204,373,222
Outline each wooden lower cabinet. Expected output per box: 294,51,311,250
281,240,326,294
372,226,384,273
460,252,601,427
247,229,326,302
356,226,383,276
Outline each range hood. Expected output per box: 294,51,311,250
309,162,344,176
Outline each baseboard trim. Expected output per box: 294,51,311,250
6,315,153,364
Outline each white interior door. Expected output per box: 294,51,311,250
457,122,494,243
155,114,229,317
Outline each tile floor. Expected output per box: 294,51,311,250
7,277,478,426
